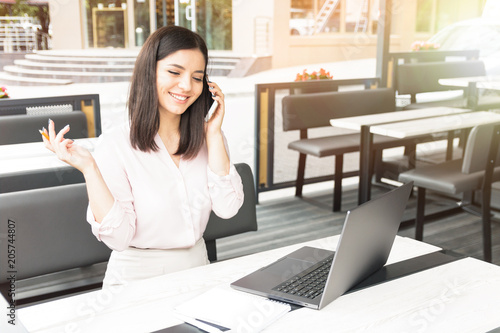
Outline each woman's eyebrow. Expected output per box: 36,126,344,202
167,64,204,74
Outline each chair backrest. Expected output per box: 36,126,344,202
0,183,111,281
204,163,258,261
462,121,500,174
0,112,88,145
396,60,486,96
282,88,395,131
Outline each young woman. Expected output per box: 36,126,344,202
42,26,244,287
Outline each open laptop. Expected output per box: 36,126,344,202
231,181,414,310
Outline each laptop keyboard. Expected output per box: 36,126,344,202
272,255,334,299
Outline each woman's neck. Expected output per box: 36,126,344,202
158,113,181,155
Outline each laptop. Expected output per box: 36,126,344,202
230,181,414,310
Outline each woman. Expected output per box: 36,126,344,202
42,26,244,287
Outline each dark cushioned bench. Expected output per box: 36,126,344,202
0,183,111,306
397,60,500,110
282,87,447,211
0,112,89,194
0,111,88,145
0,164,257,305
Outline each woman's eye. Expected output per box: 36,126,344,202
193,77,203,82
168,70,180,75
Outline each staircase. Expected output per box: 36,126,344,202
0,49,252,86
0,49,137,86
354,0,370,33
313,0,340,34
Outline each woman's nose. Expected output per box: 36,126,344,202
177,74,191,91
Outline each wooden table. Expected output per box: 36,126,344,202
330,107,474,204
15,236,500,333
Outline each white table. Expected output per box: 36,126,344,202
16,236,500,333
330,107,473,204
0,138,98,192
439,76,500,108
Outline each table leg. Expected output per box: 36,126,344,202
467,81,478,109
358,125,373,205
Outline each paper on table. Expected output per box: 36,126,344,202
174,286,291,333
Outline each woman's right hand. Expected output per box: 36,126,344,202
42,119,96,174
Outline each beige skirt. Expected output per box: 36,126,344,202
102,238,210,288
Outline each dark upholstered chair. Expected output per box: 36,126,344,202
0,183,111,303
399,122,500,262
204,163,258,262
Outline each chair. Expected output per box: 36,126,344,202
204,163,258,262
0,183,111,304
399,122,500,262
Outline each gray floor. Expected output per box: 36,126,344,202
216,183,500,266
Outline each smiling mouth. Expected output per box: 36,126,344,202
169,92,188,102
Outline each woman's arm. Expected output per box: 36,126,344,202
204,81,244,218
205,81,230,176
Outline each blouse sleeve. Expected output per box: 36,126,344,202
206,133,244,219
86,133,137,251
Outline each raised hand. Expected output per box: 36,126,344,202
41,119,96,174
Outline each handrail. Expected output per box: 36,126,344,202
254,77,380,201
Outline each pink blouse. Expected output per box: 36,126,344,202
86,124,244,251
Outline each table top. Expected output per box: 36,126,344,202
439,75,500,90
329,107,470,131
370,111,500,139
0,138,98,175
17,236,500,333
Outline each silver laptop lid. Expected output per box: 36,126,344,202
319,181,413,309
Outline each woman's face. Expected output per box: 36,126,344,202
156,48,206,118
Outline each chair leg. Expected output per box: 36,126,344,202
295,153,306,197
333,154,343,212
206,239,217,262
481,187,493,263
415,187,426,241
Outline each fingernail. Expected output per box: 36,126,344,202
48,118,52,126
42,127,46,132
64,124,70,129
211,93,216,97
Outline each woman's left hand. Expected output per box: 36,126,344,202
205,80,225,136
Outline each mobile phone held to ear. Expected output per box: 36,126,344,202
205,99,218,122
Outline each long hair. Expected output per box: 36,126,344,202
128,26,212,158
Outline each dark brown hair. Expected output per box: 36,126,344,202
128,26,212,158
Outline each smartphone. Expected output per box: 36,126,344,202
205,99,218,122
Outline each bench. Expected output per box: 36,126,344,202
395,59,500,111
0,183,111,306
0,163,257,306
0,94,101,137
0,94,101,193
397,60,486,108
0,111,88,145
282,87,441,211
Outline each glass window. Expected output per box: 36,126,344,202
196,0,232,50
83,0,128,48
134,0,151,47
